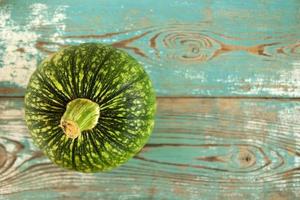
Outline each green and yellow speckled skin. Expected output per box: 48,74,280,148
25,43,156,172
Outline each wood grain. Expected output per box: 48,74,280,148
1,98,300,200
1,0,300,97
1,1,300,200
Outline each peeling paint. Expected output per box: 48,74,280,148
0,6,39,87
231,61,300,97
0,3,68,87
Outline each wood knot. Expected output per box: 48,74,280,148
0,144,7,167
237,148,256,168
15,47,25,53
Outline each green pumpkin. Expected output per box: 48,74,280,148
25,43,156,172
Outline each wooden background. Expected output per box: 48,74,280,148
1,0,300,199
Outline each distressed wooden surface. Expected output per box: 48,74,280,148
1,98,300,200
1,0,300,97
1,1,300,200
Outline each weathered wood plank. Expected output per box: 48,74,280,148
0,97,300,199
1,1,300,97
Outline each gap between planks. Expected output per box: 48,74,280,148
1,95,300,101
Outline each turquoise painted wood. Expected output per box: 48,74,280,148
1,1,300,200
1,0,300,97
1,98,300,199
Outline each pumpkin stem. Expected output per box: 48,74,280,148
60,98,100,139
